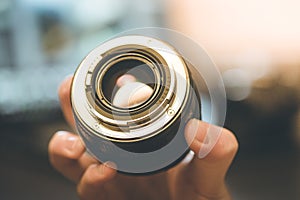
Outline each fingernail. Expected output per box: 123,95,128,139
56,131,68,136
186,119,199,140
97,164,107,175
198,125,221,159
104,161,116,169
100,162,116,174
202,125,210,145
189,118,199,129
57,131,79,152
185,120,213,159
192,120,211,145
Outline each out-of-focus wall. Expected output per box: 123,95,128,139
166,0,300,99
166,0,300,147
0,0,164,122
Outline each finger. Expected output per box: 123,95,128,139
184,119,238,196
113,82,153,107
58,75,75,127
77,162,117,200
185,119,238,163
48,131,98,182
116,74,136,87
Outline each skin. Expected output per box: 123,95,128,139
48,76,238,200
113,77,153,108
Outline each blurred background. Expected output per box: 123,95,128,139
0,0,299,199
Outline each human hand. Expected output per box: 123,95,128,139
48,76,238,200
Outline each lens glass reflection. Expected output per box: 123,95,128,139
101,59,155,108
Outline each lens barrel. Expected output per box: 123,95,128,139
71,35,201,175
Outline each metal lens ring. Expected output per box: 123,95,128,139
71,28,226,174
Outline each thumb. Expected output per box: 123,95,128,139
183,119,238,197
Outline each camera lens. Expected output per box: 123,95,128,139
71,35,201,174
